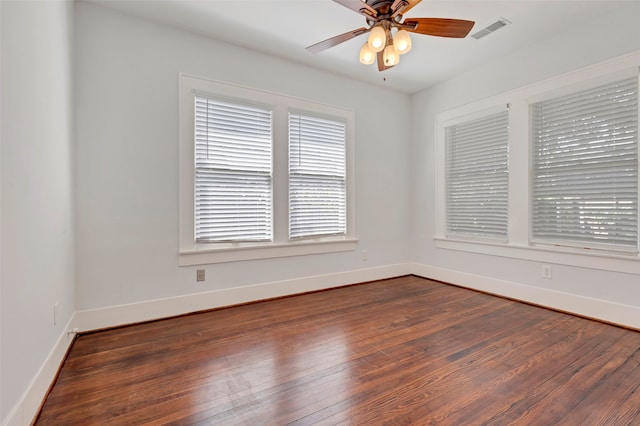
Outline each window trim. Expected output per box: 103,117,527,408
436,103,511,240
434,51,640,272
194,94,274,243
528,76,638,253
288,109,348,240
179,74,356,266
443,104,510,243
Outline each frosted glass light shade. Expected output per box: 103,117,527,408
359,43,375,64
368,26,386,53
395,29,412,54
383,44,399,66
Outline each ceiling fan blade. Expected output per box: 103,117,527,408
377,50,394,72
403,18,475,38
306,27,370,54
391,0,422,18
332,0,377,18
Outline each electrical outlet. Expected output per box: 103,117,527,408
361,250,368,261
196,269,205,282
542,265,552,279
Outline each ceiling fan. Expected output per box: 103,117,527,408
306,0,475,71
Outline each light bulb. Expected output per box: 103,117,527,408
383,44,399,67
368,26,386,53
359,43,375,64
394,29,412,55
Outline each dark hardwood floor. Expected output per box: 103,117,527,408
36,276,640,425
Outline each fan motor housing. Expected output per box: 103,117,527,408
368,0,397,15
365,0,409,26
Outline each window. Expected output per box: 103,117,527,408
445,108,509,241
195,96,273,242
289,112,346,239
531,77,638,252
435,56,640,272
179,74,356,265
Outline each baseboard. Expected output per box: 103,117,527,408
74,263,411,332
2,264,409,426
411,263,640,329
12,261,635,426
3,314,77,426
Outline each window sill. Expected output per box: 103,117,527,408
433,236,640,275
179,237,358,266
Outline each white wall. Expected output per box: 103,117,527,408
1,0,75,424
5,1,640,423
74,2,410,312
410,3,640,325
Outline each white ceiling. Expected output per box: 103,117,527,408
89,0,636,93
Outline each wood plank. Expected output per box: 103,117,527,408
35,276,640,425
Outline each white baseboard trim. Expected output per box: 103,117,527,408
3,314,77,426
12,261,636,426
74,263,411,332
4,264,409,426
411,263,640,329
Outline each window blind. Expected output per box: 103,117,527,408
289,113,346,239
531,77,638,251
194,96,273,242
445,109,509,240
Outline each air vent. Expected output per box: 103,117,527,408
471,18,510,40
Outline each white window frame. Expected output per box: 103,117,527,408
434,52,640,275
529,76,638,253
179,74,356,266
443,105,510,243
194,94,274,243
288,110,348,240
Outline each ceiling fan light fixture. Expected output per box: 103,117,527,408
394,29,412,54
383,43,399,67
368,25,386,52
359,42,375,64
305,0,476,73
